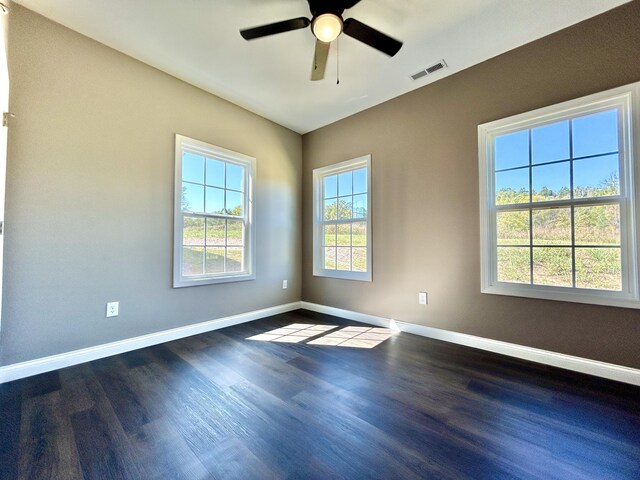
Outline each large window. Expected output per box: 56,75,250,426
313,155,371,281
174,135,255,287
479,83,640,308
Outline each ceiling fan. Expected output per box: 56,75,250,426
240,0,403,81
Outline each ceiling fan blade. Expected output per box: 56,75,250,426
311,40,330,81
340,0,363,8
343,18,402,57
240,17,310,40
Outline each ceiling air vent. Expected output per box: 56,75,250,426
410,70,428,81
409,59,448,81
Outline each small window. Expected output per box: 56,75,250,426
478,82,640,308
313,155,372,281
174,134,255,287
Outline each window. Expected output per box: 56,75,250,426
479,82,640,308
313,155,371,281
174,134,255,287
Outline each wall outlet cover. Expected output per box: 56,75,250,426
106,301,119,317
418,292,428,305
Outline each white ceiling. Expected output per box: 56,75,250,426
13,0,630,134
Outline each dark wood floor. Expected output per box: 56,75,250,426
1,309,639,479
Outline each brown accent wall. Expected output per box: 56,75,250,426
302,1,640,368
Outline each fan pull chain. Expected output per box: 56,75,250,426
336,37,340,85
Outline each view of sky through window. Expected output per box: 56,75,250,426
495,109,619,200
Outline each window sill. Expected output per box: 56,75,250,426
482,282,640,309
313,270,372,282
173,272,255,288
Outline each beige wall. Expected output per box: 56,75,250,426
1,5,302,365
302,1,640,368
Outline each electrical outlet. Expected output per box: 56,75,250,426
282,280,288,289
418,292,428,305
106,301,119,317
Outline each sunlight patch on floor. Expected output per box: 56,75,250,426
246,324,396,348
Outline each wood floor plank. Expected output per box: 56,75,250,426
167,340,245,389
1,309,639,479
58,365,96,415
195,434,277,480
20,371,61,400
127,418,210,480
0,382,22,480
18,391,83,480
92,356,153,434
70,371,146,479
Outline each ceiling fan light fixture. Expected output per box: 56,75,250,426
312,13,343,43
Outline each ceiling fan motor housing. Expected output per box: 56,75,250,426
307,0,347,18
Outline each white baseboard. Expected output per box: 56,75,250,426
0,301,302,384
300,301,393,329
4,300,639,387
301,301,640,386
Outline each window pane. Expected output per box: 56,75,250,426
495,130,529,170
337,197,353,220
532,207,571,245
324,198,337,221
574,204,620,245
226,190,243,216
182,183,204,213
575,248,621,291
338,172,353,196
352,222,367,246
572,109,619,158
324,175,337,198
226,247,244,273
183,217,204,245
338,172,353,197
182,247,204,276
353,194,367,218
497,210,529,245
205,158,224,188
182,152,204,184
533,247,572,287
497,247,530,284
205,187,224,214
226,163,245,192
205,247,224,274
495,168,529,205
532,120,569,164
324,224,336,246
336,247,351,270
337,224,351,246
352,247,367,272
573,154,619,198
226,219,243,246
532,162,570,201
353,168,367,194
324,247,336,269
205,218,225,246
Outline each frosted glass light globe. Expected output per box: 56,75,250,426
312,14,343,43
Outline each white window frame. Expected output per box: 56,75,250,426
478,82,640,308
173,134,256,288
313,155,372,281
